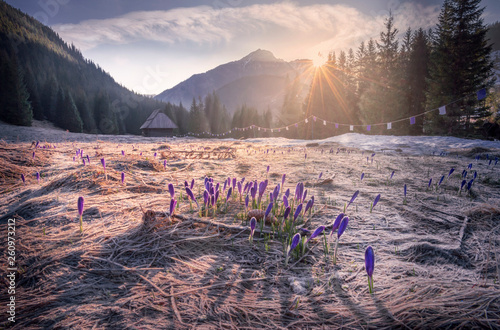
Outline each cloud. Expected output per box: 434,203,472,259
53,2,440,57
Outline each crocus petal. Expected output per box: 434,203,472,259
170,198,177,216
337,216,349,238
365,245,375,277
77,196,84,216
306,226,325,244
250,217,257,233
283,206,291,220
168,183,175,198
101,158,105,169
347,190,359,207
373,194,381,208
265,202,273,218
288,233,301,255
283,195,289,208
294,204,303,221
331,213,344,233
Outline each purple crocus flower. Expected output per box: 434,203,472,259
21,174,25,184
331,213,344,234
78,196,84,233
288,233,301,255
460,180,466,191
294,203,303,222
185,186,199,207
347,190,359,208
438,175,445,186
265,202,273,220
273,184,280,201
203,190,209,207
267,165,270,173
306,226,325,244
249,217,257,242
372,194,381,209
121,172,125,184
318,172,323,180
190,179,195,190
232,177,237,190
283,206,291,220
361,173,365,181
428,178,432,188
214,190,220,204
337,216,349,239
283,195,289,208
78,196,84,217
169,198,177,217
365,246,375,294
101,158,106,170
304,199,313,214
36,172,40,183
448,168,454,178
467,179,474,191
284,188,290,198
245,194,249,209
282,174,286,187
390,171,395,179
168,183,175,198
404,184,407,197
302,189,308,203
121,150,125,156
226,187,232,201
237,181,242,196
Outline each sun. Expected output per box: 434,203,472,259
312,52,327,67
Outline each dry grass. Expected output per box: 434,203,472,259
1,137,499,329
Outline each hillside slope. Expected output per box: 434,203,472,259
0,0,166,134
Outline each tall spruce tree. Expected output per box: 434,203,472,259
426,0,495,135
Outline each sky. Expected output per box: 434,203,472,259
6,0,500,95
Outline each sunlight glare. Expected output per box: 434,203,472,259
312,52,327,67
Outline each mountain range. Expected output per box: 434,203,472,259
155,49,313,115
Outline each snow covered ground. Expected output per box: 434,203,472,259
2,120,499,156
244,133,500,155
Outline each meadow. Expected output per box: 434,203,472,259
1,123,500,329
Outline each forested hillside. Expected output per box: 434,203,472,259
0,1,178,135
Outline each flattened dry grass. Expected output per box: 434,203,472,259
1,139,499,329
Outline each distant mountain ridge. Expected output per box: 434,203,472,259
155,49,310,114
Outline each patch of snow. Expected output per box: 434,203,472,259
242,133,500,155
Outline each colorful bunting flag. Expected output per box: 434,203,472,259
410,117,416,125
350,125,354,131
439,106,446,115
366,125,371,131
387,122,392,130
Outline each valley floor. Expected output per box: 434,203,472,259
1,121,500,328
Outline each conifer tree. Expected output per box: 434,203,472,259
426,0,495,135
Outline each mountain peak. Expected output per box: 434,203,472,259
240,49,281,63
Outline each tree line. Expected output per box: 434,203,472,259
282,0,496,138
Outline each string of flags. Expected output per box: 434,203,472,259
185,88,488,138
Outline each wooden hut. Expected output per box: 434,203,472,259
140,109,178,137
